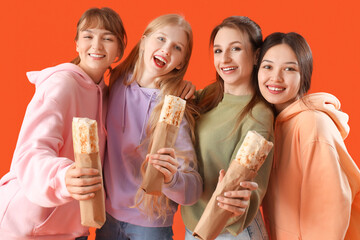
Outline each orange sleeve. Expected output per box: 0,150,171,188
300,140,351,240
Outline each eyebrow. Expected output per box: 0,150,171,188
213,41,243,48
262,59,298,65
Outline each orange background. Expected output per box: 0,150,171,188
1,0,359,239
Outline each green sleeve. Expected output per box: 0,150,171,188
225,104,274,235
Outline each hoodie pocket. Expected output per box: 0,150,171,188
0,179,20,227
33,200,85,236
0,181,56,236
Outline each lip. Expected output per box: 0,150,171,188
267,85,285,94
153,55,168,68
220,66,238,74
89,53,106,59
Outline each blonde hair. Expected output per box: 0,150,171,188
110,14,199,220
71,7,127,68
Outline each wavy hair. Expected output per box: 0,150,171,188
110,14,199,221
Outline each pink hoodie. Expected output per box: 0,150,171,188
263,93,360,240
0,63,108,239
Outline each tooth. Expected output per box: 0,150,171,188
155,56,166,63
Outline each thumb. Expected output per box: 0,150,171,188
218,169,226,183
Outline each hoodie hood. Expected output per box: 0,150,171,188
26,63,97,89
276,93,350,139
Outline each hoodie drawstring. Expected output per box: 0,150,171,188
122,85,128,133
97,84,107,137
138,91,157,145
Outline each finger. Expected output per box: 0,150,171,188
67,183,102,196
150,154,179,167
217,195,249,207
178,81,189,99
223,190,252,200
150,158,178,173
157,148,176,158
68,167,99,178
71,193,96,201
153,164,172,179
218,169,225,183
217,201,246,216
240,181,258,191
184,84,196,100
67,176,102,187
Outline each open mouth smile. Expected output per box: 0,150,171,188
221,66,238,73
154,55,167,68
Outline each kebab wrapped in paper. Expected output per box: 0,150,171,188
140,95,186,195
72,117,105,228
193,130,273,240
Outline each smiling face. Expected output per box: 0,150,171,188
141,24,187,81
76,26,119,83
213,27,256,95
258,43,301,113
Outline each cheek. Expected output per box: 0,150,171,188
257,71,266,84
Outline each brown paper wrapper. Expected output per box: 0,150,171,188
74,152,106,228
140,122,180,195
193,161,257,240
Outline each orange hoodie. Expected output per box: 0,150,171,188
263,93,360,240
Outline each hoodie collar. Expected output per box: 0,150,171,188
276,92,349,139
122,79,160,144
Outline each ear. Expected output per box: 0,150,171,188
140,35,146,51
175,63,182,70
75,41,79,53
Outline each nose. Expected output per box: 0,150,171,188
221,50,231,63
270,69,283,82
92,37,103,50
161,43,171,56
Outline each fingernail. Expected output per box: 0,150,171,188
224,192,230,197
217,196,223,201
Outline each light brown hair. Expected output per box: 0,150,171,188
71,7,127,68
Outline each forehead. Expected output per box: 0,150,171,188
264,44,298,62
79,17,107,31
214,27,249,45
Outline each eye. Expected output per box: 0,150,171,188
104,37,114,41
214,49,222,54
262,65,272,70
231,47,241,51
174,45,182,51
284,67,296,71
83,35,92,39
157,36,165,42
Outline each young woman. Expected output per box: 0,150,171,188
258,32,360,240
0,7,127,240
181,16,274,240
95,14,202,240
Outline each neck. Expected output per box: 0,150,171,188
137,71,158,88
78,64,105,84
224,81,253,96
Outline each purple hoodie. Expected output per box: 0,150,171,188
0,63,108,239
104,77,202,227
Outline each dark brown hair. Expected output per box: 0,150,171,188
71,7,127,66
257,32,313,97
197,16,266,133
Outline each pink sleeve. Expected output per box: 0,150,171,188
12,78,75,207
